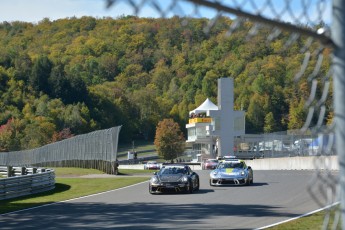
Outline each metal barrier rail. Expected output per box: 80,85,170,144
0,167,55,201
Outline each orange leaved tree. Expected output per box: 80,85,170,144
154,119,185,161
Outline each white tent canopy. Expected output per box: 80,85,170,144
189,98,218,115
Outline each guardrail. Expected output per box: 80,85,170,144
118,156,339,171
0,166,55,201
243,156,339,171
117,149,156,158
119,162,203,171
119,155,159,165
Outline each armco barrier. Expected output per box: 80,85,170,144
118,156,339,171
0,168,55,201
244,156,338,171
119,162,203,171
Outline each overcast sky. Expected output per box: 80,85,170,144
0,0,331,25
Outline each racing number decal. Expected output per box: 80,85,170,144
225,168,234,173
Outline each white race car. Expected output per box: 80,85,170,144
144,161,161,170
209,157,253,186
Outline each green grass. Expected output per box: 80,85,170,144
53,167,106,176
117,141,155,154
52,167,157,176
116,141,159,160
267,207,341,230
0,167,150,214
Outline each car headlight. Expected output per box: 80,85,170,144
150,176,159,184
180,176,188,182
240,171,245,176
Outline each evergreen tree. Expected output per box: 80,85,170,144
30,55,52,93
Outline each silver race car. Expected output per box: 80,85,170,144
209,157,253,186
149,164,200,194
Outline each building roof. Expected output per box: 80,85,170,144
189,98,219,115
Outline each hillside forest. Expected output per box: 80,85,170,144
0,16,332,152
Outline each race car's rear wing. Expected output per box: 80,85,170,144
217,156,238,160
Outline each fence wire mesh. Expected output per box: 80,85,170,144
106,0,339,228
0,0,340,228
0,126,121,174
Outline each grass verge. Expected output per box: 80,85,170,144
52,167,157,176
0,175,149,214
53,167,106,176
267,207,341,230
118,169,158,175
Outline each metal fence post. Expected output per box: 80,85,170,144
7,166,12,177
332,0,345,228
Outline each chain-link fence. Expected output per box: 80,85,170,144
0,0,341,227
187,131,333,160
105,0,341,229
234,132,321,158
0,126,121,174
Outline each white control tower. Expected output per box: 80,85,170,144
186,78,245,159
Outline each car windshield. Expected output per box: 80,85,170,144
159,167,186,175
217,162,244,169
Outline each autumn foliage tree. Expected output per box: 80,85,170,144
0,17,333,150
154,119,185,161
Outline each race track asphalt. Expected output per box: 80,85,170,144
0,170,338,229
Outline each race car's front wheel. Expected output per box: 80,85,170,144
245,176,251,186
195,177,200,191
187,179,194,193
209,179,215,186
149,185,155,194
